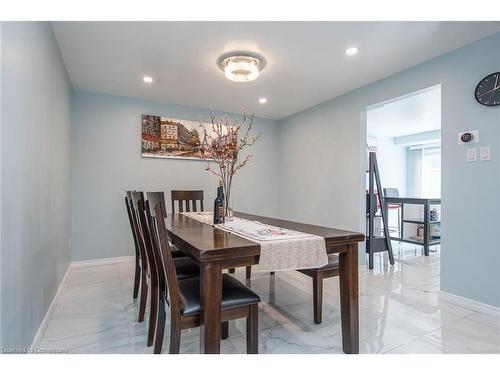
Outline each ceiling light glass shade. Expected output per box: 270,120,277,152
218,54,265,83
345,47,358,56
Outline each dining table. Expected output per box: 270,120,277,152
165,211,365,354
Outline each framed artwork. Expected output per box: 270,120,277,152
141,114,215,160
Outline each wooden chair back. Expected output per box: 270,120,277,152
131,191,159,282
171,190,204,213
128,191,150,272
125,191,140,259
149,192,181,316
383,187,400,198
145,192,168,291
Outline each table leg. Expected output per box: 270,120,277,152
339,243,359,354
199,261,222,354
423,202,430,256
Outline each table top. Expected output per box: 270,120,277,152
235,212,364,245
385,197,441,204
165,211,365,262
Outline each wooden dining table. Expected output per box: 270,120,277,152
165,211,365,354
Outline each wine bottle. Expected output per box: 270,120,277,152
213,184,220,223
213,180,225,224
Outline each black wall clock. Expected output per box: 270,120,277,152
475,72,500,106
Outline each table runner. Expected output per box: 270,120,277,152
181,212,328,272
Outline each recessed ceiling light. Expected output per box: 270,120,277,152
217,52,266,83
345,47,358,56
143,76,153,83
259,97,267,104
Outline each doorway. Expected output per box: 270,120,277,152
365,85,442,265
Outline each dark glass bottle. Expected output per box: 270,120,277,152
213,180,225,224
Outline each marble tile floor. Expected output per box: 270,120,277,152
38,242,500,354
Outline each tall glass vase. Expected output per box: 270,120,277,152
224,189,234,221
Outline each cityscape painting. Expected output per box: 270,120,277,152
141,114,215,160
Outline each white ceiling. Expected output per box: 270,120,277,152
51,22,499,120
367,86,441,138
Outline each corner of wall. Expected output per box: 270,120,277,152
0,21,73,349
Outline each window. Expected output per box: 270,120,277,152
421,147,441,198
408,145,441,198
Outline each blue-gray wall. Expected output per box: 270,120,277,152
0,22,72,347
278,32,500,307
71,90,279,261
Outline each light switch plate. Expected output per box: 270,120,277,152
467,148,477,162
480,147,491,161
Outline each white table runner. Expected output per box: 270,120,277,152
181,212,328,272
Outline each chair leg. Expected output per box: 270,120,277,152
147,282,158,347
133,258,140,299
221,321,229,340
312,274,323,324
154,297,166,354
246,304,259,354
138,272,148,322
169,319,181,354
246,266,252,279
228,268,235,274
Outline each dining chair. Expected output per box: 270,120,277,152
127,192,151,324
171,190,204,213
125,191,141,299
148,191,261,354
127,189,189,303
297,254,339,324
131,192,200,347
146,191,231,348
383,187,401,235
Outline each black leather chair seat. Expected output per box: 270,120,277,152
173,257,199,280
179,274,261,316
171,243,186,258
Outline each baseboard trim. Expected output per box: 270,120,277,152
30,255,135,348
31,263,71,349
71,255,134,268
439,291,500,318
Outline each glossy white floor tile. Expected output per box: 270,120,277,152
37,243,500,354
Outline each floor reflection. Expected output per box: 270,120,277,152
37,242,499,354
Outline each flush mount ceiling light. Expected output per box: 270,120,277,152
143,76,153,83
259,97,267,104
345,47,358,56
217,52,266,83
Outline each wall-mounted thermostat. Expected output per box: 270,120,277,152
458,130,479,145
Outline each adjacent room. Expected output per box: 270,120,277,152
365,85,442,266
1,19,499,358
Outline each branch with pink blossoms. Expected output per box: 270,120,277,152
199,107,262,213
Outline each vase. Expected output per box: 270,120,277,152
225,195,234,221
